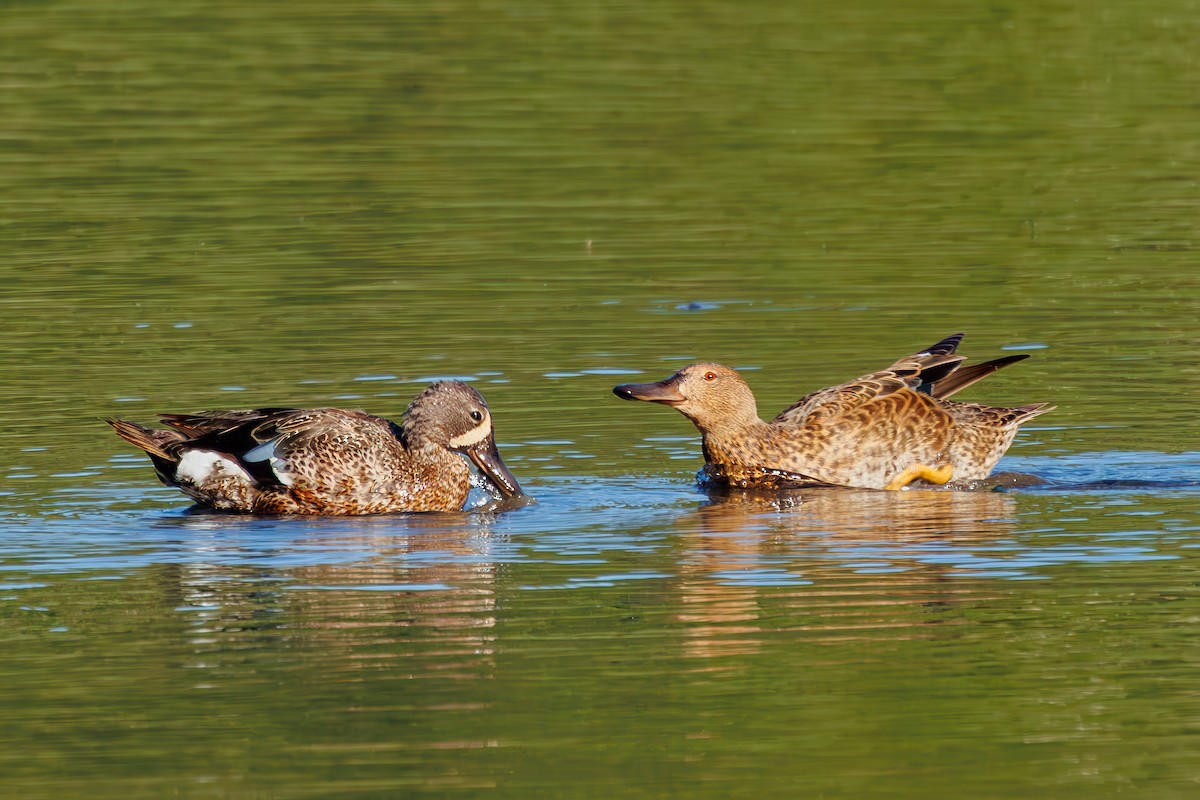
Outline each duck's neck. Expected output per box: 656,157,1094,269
697,416,775,468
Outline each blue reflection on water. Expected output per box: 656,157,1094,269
0,449,1197,594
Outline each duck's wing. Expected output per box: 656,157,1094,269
774,334,968,425
148,407,406,489
772,372,930,426
923,355,1029,399
157,408,297,435
882,332,1033,399
106,410,300,492
775,333,1036,424
230,409,405,488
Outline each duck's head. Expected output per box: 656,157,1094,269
613,363,760,431
404,381,524,498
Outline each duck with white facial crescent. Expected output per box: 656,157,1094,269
107,380,524,514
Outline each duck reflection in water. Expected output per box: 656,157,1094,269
155,511,507,684
672,485,1024,663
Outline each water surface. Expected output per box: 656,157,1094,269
3,0,1200,797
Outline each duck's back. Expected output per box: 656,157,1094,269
760,339,1052,487
148,408,471,514
238,409,471,514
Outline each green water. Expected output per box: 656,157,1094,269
3,1,1200,797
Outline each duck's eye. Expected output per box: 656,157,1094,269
703,371,718,382
469,410,484,422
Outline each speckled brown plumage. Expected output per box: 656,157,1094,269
106,381,524,514
614,333,1054,490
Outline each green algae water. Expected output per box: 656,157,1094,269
3,1,1200,797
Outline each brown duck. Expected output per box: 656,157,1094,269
107,381,524,514
613,333,1053,490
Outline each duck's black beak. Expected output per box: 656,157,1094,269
613,374,685,406
464,435,524,498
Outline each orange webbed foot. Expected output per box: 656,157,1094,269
884,463,954,491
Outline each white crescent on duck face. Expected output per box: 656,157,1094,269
448,412,493,449
106,380,524,514
614,333,1054,490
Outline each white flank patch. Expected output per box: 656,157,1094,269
176,450,252,486
243,440,294,486
448,419,492,449
271,459,294,486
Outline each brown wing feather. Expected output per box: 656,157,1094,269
776,334,1036,423
774,373,917,425
775,354,962,425
247,409,397,453
159,408,295,435
928,355,1030,399
235,410,414,501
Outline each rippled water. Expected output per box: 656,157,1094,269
5,445,1200,797
4,0,1200,797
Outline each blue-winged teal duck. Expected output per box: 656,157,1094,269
614,333,1053,490
107,381,524,514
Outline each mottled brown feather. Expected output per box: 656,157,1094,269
615,333,1054,490
107,382,522,514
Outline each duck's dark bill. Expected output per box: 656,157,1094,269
612,377,684,405
465,437,524,498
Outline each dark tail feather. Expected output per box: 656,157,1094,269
912,356,968,390
885,334,967,381
105,418,182,461
158,413,213,434
158,408,292,435
930,355,1030,399
922,332,965,356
